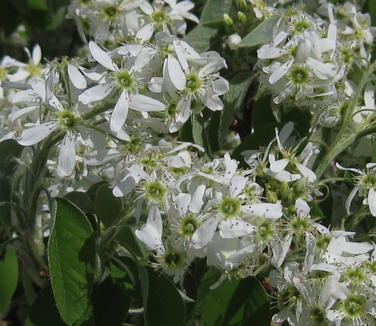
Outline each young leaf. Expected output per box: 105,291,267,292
184,24,222,52
144,269,185,326
200,0,233,25
48,198,95,325
239,15,280,48
0,249,18,317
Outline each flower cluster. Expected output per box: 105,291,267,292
1,1,376,325
255,0,375,121
67,0,199,44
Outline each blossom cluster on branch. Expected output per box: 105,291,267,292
1,0,376,325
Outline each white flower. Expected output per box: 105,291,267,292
79,41,166,132
336,162,376,217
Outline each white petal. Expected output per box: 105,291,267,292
306,58,336,80
58,132,76,176
175,193,191,216
32,44,42,64
247,202,283,219
295,198,310,217
345,185,360,215
269,60,293,84
110,91,129,132
78,83,112,104
113,175,136,197
167,56,186,91
68,64,87,89
9,106,39,122
296,163,317,182
17,122,57,146
368,188,376,216
129,94,166,111
269,156,289,173
229,175,247,197
189,184,206,213
135,206,164,254
191,215,220,249
219,219,255,238
88,41,117,71
257,46,285,59
271,234,293,268
136,23,154,42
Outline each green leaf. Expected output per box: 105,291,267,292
196,271,271,326
93,277,131,326
369,0,376,25
220,71,253,145
48,198,95,325
27,0,48,10
239,15,280,48
0,140,23,224
95,184,122,228
0,249,18,317
64,191,94,213
192,115,206,148
27,286,66,326
145,269,185,326
222,277,271,326
200,0,233,25
184,24,223,52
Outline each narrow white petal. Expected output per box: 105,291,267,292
257,46,285,59
167,56,186,90
135,206,164,254
129,94,166,112
89,41,117,71
17,122,57,146
368,188,376,216
269,60,292,84
110,91,129,132
219,219,255,238
68,64,87,89
191,215,220,249
32,44,42,64
78,83,112,104
189,184,206,213
58,132,76,176
247,202,283,219
345,185,359,215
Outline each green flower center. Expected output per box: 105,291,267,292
289,66,310,86
255,219,273,242
293,20,311,33
289,216,312,235
26,64,42,77
151,10,168,24
316,235,331,251
58,110,80,129
0,68,9,81
145,181,167,202
185,73,202,94
359,172,376,189
341,295,366,318
161,250,185,269
309,306,327,324
115,71,136,91
178,214,200,238
104,5,119,19
345,267,367,286
218,196,241,218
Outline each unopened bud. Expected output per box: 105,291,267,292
237,11,247,23
223,14,234,26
